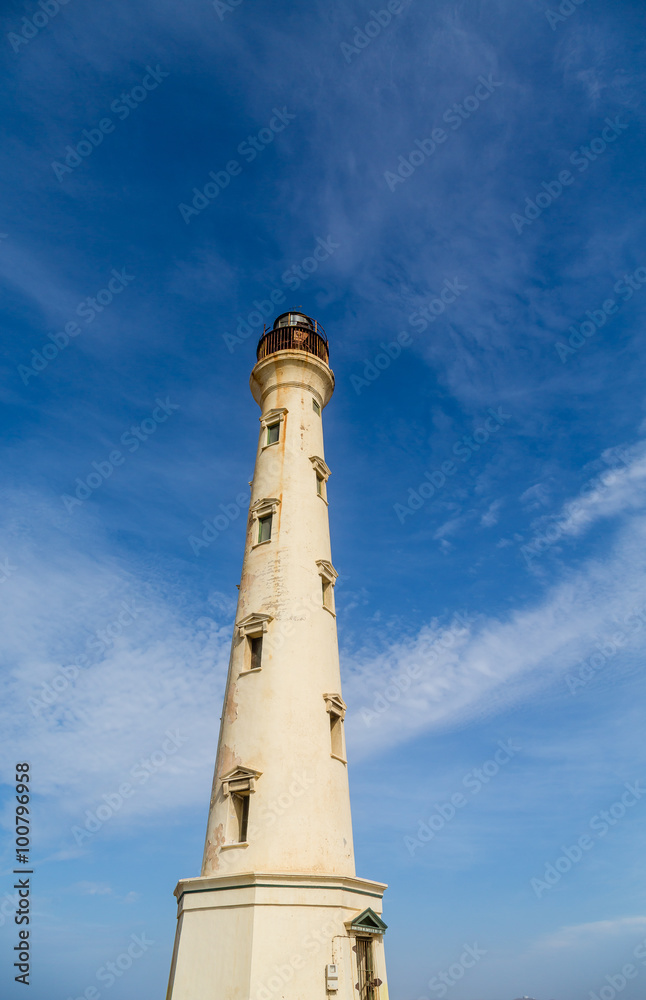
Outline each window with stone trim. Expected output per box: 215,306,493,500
231,793,249,843
322,577,334,612
260,408,287,449
310,456,331,502
249,635,262,670
324,694,347,762
317,559,338,614
236,613,272,673
258,514,272,543
220,767,261,844
251,498,280,547
330,712,343,757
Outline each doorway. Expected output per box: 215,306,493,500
356,936,378,1000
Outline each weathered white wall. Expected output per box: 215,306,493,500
201,351,355,878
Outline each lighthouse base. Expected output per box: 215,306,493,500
165,871,389,1000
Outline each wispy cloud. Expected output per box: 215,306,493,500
531,442,646,542
0,491,231,843
536,915,646,951
345,439,646,756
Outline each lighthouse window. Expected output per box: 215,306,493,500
310,456,331,501
258,515,272,543
324,694,347,762
330,712,344,758
322,578,334,613
232,793,250,843
312,399,321,416
249,635,263,670
317,560,338,615
266,422,280,445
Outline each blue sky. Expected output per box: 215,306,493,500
1,0,645,997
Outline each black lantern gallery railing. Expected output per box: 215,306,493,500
256,312,329,364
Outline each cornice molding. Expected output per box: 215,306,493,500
309,455,331,481
316,559,338,584
236,612,273,638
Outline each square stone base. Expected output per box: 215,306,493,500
165,871,389,1000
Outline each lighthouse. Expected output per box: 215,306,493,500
165,312,390,1000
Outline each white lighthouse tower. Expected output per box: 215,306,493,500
165,312,390,1000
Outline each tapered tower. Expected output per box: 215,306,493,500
166,312,390,1000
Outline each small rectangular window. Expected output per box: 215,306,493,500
232,793,249,843
312,399,321,416
316,473,323,496
322,578,334,612
258,515,272,543
249,635,262,670
267,423,280,445
330,713,344,758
